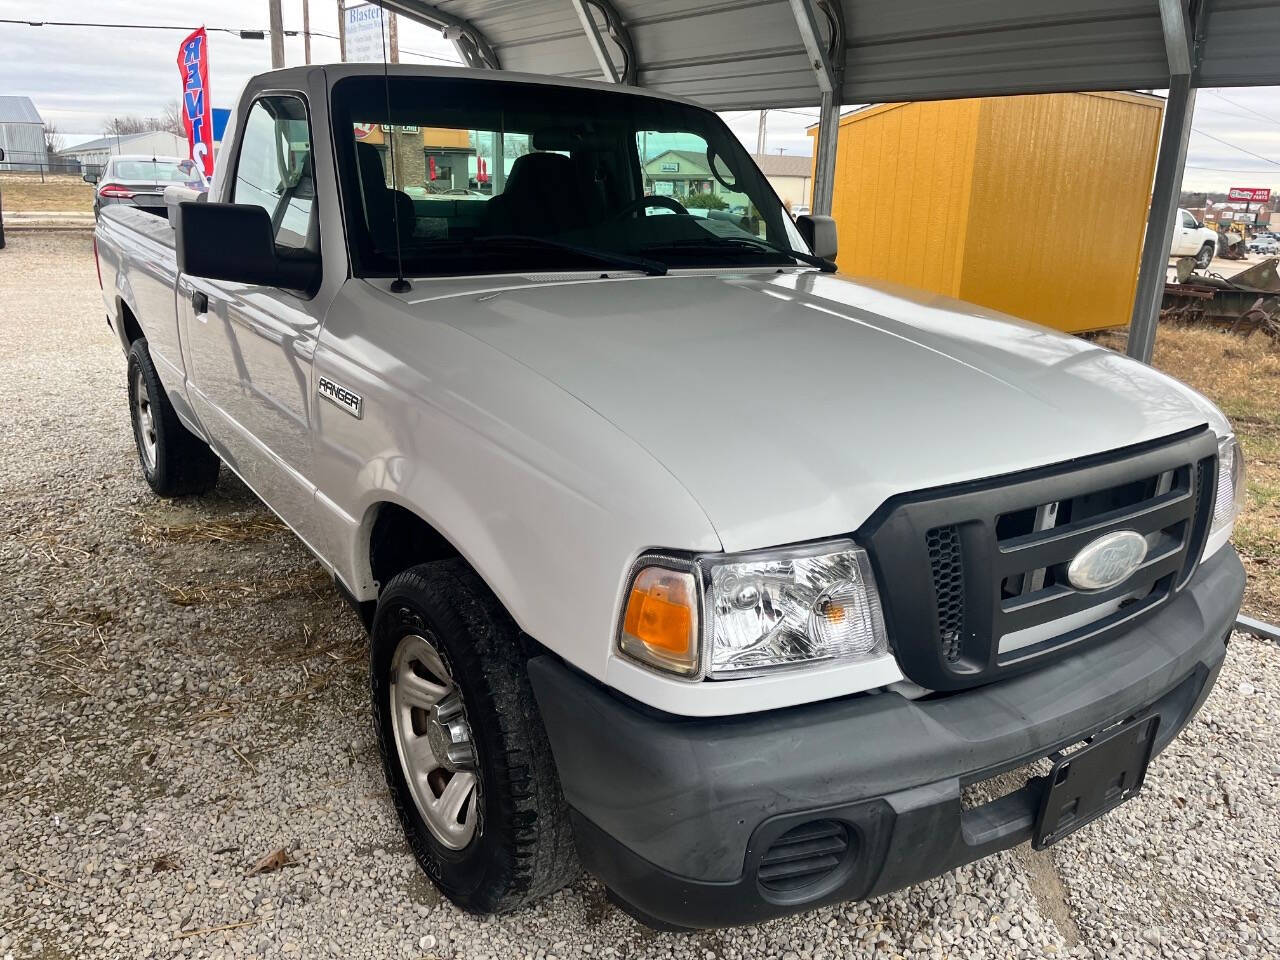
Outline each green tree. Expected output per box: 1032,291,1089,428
683,192,728,211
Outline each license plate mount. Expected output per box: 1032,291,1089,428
1033,714,1160,849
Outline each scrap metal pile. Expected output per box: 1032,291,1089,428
1162,257,1280,338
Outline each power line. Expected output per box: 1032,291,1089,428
0,17,462,65
1186,164,1280,174
1207,89,1280,129
0,17,286,38
1191,126,1280,168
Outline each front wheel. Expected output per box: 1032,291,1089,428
370,560,579,913
1195,242,1215,269
127,339,220,497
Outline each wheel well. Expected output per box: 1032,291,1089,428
118,300,144,346
369,503,462,591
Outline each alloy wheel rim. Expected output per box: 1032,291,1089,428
389,633,480,850
132,366,157,471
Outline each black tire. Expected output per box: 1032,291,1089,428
127,339,220,497
1196,242,1215,269
371,560,579,913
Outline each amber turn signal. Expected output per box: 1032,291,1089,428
618,566,699,676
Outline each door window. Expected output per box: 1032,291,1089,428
1181,211,1197,229
232,95,317,250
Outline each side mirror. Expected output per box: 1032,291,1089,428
83,170,98,184
796,214,838,262
176,202,320,294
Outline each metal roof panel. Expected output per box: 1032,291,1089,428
394,1,1280,109
0,96,43,125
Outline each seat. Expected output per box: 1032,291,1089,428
355,141,415,251
482,152,593,237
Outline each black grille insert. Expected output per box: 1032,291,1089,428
865,428,1220,691
757,820,850,893
927,525,966,662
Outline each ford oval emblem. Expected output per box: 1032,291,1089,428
1066,530,1148,591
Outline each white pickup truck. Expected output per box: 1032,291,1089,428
94,64,1246,930
1170,207,1219,267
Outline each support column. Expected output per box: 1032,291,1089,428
787,0,845,217
1127,78,1196,363
812,91,839,216
569,0,619,83
1129,0,1196,363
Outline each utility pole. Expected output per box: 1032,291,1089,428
755,109,768,157
336,0,346,60
268,0,285,69
302,0,312,64
388,10,400,63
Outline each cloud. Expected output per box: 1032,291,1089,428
0,0,457,138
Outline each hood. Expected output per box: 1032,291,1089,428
392,271,1226,552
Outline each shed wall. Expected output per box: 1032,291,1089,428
821,92,1162,333
960,92,1162,333
824,99,981,297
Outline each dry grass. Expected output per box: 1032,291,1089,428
1141,325,1280,619
0,172,93,212
156,564,330,608
125,509,287,545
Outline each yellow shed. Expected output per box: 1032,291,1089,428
810,92,1164,333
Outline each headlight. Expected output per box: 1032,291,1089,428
700,543,887,677
617,541,889,679
1211,435,1246,538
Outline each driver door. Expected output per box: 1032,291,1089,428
1172,210,1198,256
183,93,325,542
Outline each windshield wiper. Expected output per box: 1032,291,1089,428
642,236,837,273
479,234,668,276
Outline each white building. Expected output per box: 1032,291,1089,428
751,153,813,211
0,96,48,172
58,131,187,176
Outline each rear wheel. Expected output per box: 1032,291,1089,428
371,560,579,913
127,339,220,497
1196,242,1215,269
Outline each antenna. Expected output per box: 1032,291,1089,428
377,1,411,293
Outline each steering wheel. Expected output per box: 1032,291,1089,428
611,194,688,221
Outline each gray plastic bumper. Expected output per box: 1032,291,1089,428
528,546,1244,930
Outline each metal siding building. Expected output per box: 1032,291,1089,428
819,92,1163,333
57,131,188,176
0,96,48,172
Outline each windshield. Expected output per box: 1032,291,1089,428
330,75,810,277
110,159,198,183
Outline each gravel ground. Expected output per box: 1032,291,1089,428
1,231,1278,960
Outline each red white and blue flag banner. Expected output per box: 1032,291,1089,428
177,27,214,186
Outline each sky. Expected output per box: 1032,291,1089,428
3,0,1280,193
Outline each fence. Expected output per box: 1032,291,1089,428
0,150,83,181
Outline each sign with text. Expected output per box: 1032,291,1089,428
344,4,392,63
177,27,214,186
1228,187,1271,203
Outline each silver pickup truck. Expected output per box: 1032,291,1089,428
93,63,1246,930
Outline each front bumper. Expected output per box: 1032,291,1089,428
528,546,1244,930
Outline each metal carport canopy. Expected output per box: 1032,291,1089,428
382,0,1280,108
381,0,1280,364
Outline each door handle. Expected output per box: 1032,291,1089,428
191,290,208,314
